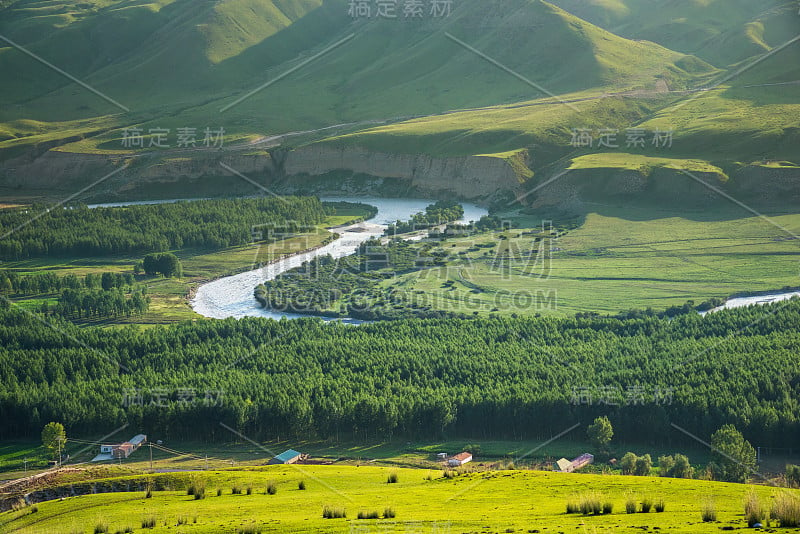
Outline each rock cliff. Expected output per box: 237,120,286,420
283,145,529,200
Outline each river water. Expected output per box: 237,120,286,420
190,197,488,320
85,197,799,320
700,290,800,315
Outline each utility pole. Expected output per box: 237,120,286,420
149,443,153,471
57,438,62,468
205,454,208,471
23,458,28,475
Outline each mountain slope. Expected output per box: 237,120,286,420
547,0,797,68
0,0,706,147
0,0,795,203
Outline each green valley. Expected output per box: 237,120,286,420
1,2,799,533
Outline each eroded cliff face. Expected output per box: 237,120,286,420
0,150,275,200
1,150,121,192
2,142,796,208
283,145,527,200
730,165,800,204
526,166,726,210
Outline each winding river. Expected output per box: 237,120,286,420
190,197,488,320
86,197,799,321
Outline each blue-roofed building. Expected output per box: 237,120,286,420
269,449,303,465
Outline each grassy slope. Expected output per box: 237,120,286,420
0,0,706,154
547,0,795,68
0,0,795,180
304,1,799,176
1,465,794,534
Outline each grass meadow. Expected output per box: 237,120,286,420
1,465,794,534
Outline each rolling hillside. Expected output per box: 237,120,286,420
0,0,797,203
1,465,796,534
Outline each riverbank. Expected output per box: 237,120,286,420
191,198,489,320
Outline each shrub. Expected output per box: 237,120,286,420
566,496,580,514
443,470,456,479
786,464,800,488
579,492,602,515
358,510,381,520
145,487,152,498
266,481,277,495
383,507,396,519
322,506,347,519
672,454,694,479
217,488,222,496
29,506,38,513
772,491,800,527
625,496,637,514
94,521,108,533
602,501,613,515
387,472,399,484
701,498,717,522
620,452,638,475
744,490,764,527
236,525,263,534
246,485,253,495
464,444,482,455
298,480,306,490
192,479,206,500
634,454,653,476
658,455,674,477
141,515,157,529
640,497,652,513
232,485,242,495
654,499,665,513
177,515,188,525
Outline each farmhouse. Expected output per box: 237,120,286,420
93,434,147,462
448,452,473,467
555,453,594,473
269,449,303,465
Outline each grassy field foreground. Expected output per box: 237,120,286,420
1,465,794,534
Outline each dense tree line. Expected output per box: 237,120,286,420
254,239,455,320
0,300,799,447
0,197,328,259
51,287,150,319
0,270,136,296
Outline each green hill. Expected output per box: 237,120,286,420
1,465,797,533
548,0,797,68
0,0,796,202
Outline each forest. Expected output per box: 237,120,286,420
385,201,465,235
254,239,456,320
0,270,136,296
254,205,520,320
0,270,150,319
0,197,328,259
50,287,150,319
1,299,798,447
